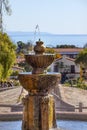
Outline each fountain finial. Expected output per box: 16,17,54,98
34,39,45,54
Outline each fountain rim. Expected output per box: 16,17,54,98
25,53,55,56
19,72,61,76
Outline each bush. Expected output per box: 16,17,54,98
13,80,20,86
11,71,19,76
76,78,87,90
64,78,87,90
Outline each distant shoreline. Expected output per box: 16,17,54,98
6,32,87,47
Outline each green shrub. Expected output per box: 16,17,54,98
11,71,19,76
13,80,20,86
64,78,87,90
76,78,87,90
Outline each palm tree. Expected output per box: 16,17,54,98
0,0,11,32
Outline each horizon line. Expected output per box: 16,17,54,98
6,31,87,36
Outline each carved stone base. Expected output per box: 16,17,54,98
22,94,57,130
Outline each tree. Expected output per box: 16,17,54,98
17,41,25,54
0,32,16,81
17,40,33,54
56,44,77,48
75,48,87,68
0,0,11,32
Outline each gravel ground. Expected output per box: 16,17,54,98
58,84,87,107
0,86,27,105
0,85,87,113
0,86,27,113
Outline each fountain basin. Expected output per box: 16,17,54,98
18,72,61,94
25,54,55,74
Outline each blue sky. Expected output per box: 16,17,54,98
3,0,87,34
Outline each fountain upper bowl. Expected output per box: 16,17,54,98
25,54,55,69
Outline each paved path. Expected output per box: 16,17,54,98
0,86,87,121
57,84,87,107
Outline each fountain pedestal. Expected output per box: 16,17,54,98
18,39,61,130
22,94,57,130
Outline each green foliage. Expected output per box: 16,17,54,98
13,80,20,86
45,47,55,53
75,48,87,68
56,44,77,48
0,32,16,81
17,40,33,54
64,78,87,90
63,81,70,87
76,78,87,90
0,64,3,79
11,71,19,76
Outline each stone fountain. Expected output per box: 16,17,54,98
18,39,61,130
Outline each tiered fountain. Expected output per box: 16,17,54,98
18,39,61,130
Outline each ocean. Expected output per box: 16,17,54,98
7,32,87,48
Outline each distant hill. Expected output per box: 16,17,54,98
7,31,53,36
5,31,87,47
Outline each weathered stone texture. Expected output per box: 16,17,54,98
22,95,56,130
